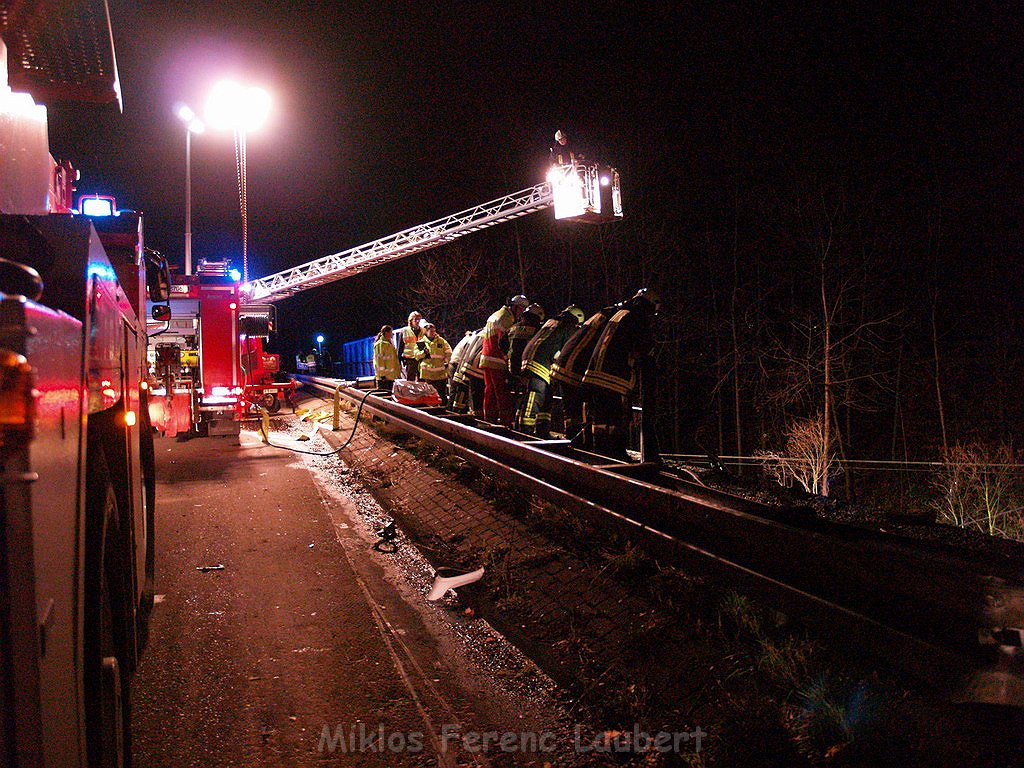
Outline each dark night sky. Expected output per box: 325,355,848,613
42,2,1023,355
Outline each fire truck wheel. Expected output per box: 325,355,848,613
84,450,134,768
261,393,282,414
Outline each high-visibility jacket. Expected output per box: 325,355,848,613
418,334,452,381
479,306,515,371
449,331,475,375
581,307,654,396
373,337,401,380
550,306,616,387
396,324,424,360
453,330,485,384
521,315,581,382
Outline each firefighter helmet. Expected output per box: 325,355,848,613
527,303,545,321
509,294,529,312
564,305,585,324
632,288,660,313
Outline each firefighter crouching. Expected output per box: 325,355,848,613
373,325,401,392
515,305,585,437
580,288,660,460
480,294,529,426
417,322,452,406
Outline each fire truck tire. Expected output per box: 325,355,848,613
84,448,134,768
261,393,281,414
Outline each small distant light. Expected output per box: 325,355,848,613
600,176,611,186
229,269,241,281
124,410,137,427
229,302,237,310
81,196,116,217
140,380,149,391
102,388,117,399
316,334,325,344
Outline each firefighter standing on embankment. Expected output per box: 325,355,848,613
507,303,545,400
373,325,401,392
515,305,585,437
417,322,453,406
550,302,620,444
580,288,660,460
394,310,425,380
479,294,529,426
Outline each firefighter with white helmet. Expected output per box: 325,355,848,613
479,294,529,426
515,305,585,437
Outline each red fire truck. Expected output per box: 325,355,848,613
0,2,168,766
146,260,297,438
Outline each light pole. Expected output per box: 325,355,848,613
205,81,271,284
316,334,325,357
174,104,205,276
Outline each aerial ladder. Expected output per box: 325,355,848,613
245,161,622,303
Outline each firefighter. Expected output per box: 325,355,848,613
516,305,585,437
480,294,529,426
373,324,401,392
507,302,545,393
580,288,660,460
417,322,452,406
394,310,424,380
450,327,485,415
550,302,621,443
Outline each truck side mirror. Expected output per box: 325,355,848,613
143,248,171,302
152,305,171,322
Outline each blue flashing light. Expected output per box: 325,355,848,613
80,195,117,217
86,261,117,281
229,269,242,282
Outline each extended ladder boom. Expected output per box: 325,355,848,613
247,182,553,302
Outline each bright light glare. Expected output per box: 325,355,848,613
316,334,325,344
229,269,241,281
175,102,205,133
81,197,115,217
600,176,611,186
205,81,272,132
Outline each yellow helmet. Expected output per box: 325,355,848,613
564,305,585,324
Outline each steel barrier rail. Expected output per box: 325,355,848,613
295,376,1024,706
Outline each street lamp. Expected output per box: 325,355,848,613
205,81,271,284
316,334,325,357
174,103,205,276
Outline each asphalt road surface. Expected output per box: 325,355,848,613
131,421,578,767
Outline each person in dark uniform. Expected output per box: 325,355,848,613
515,305,585,437
580,288,660,460
550,301,622,443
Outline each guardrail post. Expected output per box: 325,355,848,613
333,385,344,431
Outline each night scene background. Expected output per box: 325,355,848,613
46,2,1023,501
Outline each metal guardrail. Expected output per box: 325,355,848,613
295,375,1024,707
